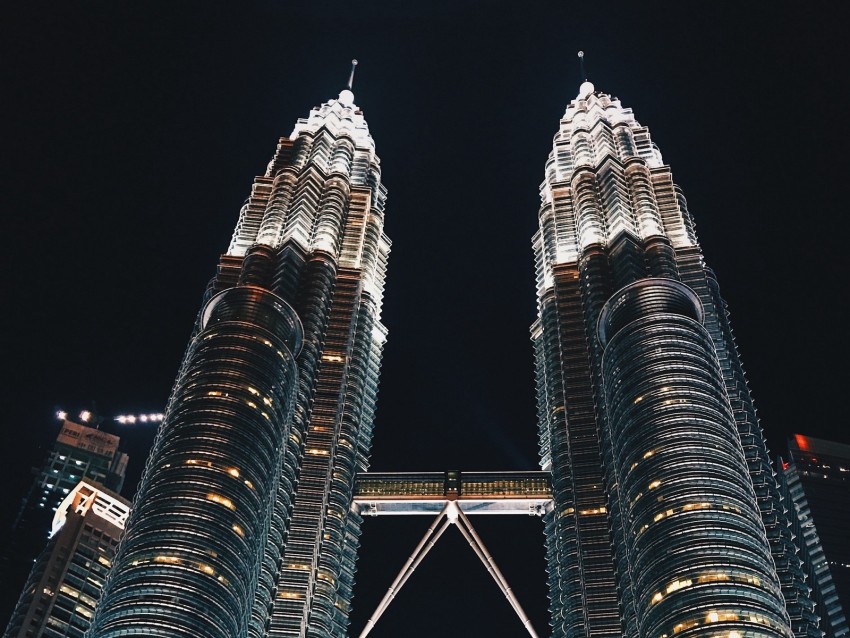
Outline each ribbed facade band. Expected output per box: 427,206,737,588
88,83,389,638
531,81,812,638
89,286,303,637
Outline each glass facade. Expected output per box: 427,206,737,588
88,86,390,638
600,279,789,638
89,286,303,638
531,81,809,638
354,471,552,500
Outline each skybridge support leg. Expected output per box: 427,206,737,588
359,504,452,638
357,502,540,638
454,507,540,638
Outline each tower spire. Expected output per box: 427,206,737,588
347,59,358,91
339,59,358,106
576,51,594,99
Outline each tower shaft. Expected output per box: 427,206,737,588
88,88,389,638
532,83,811,638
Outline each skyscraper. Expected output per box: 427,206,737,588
4,481,130,638
778,435,850,638
1,417,128,626
77,64,830,638
530,78,815,638
88,69,390,638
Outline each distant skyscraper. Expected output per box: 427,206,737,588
1,418,128,626
88,69,390,638
778,434,850,638
3,481,130,638
530,78,815,638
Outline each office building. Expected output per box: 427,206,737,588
88,68,390,638
530,78,814,638
2,418,128,626
778,435,850,638
4,481,130,638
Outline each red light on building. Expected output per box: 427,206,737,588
794,434,812,452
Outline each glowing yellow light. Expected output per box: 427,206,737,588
228,468,240,478
648,480,661,489
707,612,719,623
232,524,245,538
288,563,310,571
666,579,692,593
652,592,663,603
207,494,235,510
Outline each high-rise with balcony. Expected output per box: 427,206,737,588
531,78,815,638
88,72,390,638
4,481,130,638
1,417,128,626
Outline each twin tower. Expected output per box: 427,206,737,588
87,74,813,638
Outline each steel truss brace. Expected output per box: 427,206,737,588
358,501,539,638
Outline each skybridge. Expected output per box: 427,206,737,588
353,470,553,516
352,471,553,637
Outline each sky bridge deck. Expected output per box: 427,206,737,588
352,470,553,516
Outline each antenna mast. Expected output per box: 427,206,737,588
347,59,359,91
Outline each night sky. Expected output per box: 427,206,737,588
2,2,849,636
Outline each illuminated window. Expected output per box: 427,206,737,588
207,494,236,510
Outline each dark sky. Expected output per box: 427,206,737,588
2,2,849,636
